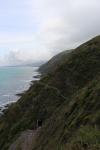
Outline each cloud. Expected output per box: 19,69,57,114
33,0,100,52
6,49,52,66
0,0,100,65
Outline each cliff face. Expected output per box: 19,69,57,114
0,36,100,150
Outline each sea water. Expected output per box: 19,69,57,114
0,66,39,108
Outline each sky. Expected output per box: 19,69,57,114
0,0,100,66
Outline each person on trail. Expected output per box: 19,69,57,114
37,120,42,128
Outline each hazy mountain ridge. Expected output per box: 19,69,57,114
39,49,73,74
0,36,100,150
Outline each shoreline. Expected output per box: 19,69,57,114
0,69,41,114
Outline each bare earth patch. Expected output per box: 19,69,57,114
8,129,39,150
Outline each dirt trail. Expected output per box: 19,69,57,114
8,129,39,150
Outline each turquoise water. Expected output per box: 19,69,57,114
0,66,39,107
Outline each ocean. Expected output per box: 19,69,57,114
0,66,39,109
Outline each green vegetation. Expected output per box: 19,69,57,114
39,49,73,74
0,36,100,149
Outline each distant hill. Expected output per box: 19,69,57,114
0,35,100,150
39,49,73,74
4,61,45,68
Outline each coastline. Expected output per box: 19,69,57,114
0,67,41,114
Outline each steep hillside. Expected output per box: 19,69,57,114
32,35,100,150
0,36,100,150
39,49,73,74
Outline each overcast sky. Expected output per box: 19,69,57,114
0,0,100,66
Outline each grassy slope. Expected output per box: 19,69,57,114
32,35,100,150
0,36,100,149
39,49,73,75
32,76,100,150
